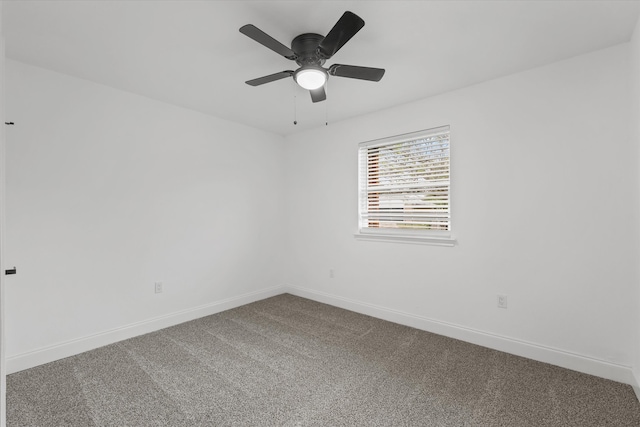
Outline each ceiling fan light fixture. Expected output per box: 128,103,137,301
294,67,327,90
241,12,384,103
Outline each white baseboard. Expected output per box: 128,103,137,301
633,369,640,403
7,283,639,391
284,285,637,386
6,285,286,374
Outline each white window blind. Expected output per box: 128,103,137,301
358,126,450,233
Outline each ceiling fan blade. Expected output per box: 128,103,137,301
328,64,385,81
246,70,294,86
310,86,327,103
240,24,297,60
318,11,365,59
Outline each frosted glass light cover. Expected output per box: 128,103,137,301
295,68,327,90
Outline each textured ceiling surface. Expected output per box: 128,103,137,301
4,1,640,136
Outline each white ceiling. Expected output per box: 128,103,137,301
4,1,640,136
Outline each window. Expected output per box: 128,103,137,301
357,126,454,245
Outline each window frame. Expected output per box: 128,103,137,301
355,126,455,246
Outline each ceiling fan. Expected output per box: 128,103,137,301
239,11,385,103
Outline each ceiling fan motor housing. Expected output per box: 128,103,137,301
292,33,326,67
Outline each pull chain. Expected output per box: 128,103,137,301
293,82,298,125
325,83,329,126
325,98,328,126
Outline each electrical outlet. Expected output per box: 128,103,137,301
329,269,335,279
497,294,508,309
155,282,163,294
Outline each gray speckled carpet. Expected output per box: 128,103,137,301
7,293,640,426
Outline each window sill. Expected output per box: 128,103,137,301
353,232,456,247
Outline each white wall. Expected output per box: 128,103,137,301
284,44,638,383
0,3,7,424
4,60,286,370
631,17,640,394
